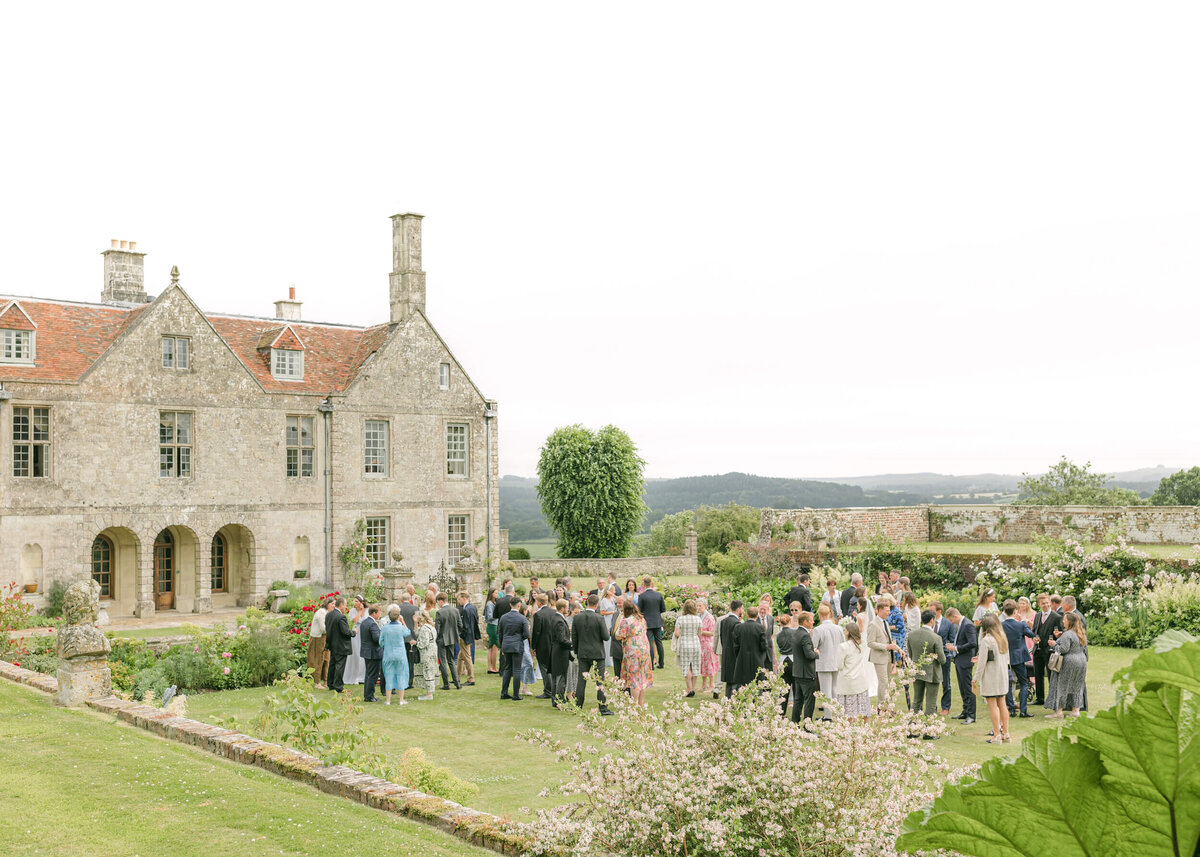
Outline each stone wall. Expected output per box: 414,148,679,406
508,554,698,582
759,506,930,545
759,504,1200,546
930,504,1200,544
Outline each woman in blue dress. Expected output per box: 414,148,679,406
380,605,412,706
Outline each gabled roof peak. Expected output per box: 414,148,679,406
0,300,38,331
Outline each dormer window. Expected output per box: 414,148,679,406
1,329,33,363
273,348,303,380
0,300,37,364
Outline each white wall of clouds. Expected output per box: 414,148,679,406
2,3,1195,478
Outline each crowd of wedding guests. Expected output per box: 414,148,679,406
300,568,1090,742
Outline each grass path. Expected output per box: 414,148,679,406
0,681,492,857
185,644,1138,817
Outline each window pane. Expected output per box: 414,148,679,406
286,448,298,477
32,408,49,441
178,446,191,478
13,407,28,442
300,417,313,447
162,337,174,368
177,338,189,369
286,416,298,447
160,413,174,444
175,413,191,444
364,420,387,474
31,444,45,478
448,515,469,564
13,445,28,477
301,448,313,477
364,517,389,569
160,447,173,477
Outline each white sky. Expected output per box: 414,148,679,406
2,4,1196,480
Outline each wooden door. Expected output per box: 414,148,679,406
154,529,175,610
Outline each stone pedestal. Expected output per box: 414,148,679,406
133,599,155,619
452,562,486,607
55,656,112,707
267,590,289,613
193,595,214,614
96,606,110,627
380,568,415,604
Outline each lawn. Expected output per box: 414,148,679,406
509,538,558,559
0,681,492,857
185,644,1139,818
838,541,1196,559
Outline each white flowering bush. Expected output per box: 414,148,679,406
972,534,1200,646
512,673,962,857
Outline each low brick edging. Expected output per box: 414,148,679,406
0,660,525,855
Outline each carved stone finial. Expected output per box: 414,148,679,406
170,265,180,285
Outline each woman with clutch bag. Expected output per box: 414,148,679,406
973,613,1011,743
1044,612,1088,718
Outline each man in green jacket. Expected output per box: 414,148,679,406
905,609,947,719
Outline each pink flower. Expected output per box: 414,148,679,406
221,651,232,658
222,666,231,675
193,646,200,653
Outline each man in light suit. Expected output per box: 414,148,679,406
572,594,612,715
947,607,977,724
866,601,899,710
931,600,955,715
812,603,843,720
905,609,946,720
719,601,743,698
434,593,462,690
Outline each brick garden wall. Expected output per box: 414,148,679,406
759,506,930,544
508,554,697,583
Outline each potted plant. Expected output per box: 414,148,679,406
23,582,38,594
294,568,308,579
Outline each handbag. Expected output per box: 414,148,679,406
1048,651,1063,673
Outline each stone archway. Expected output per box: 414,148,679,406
213,524,257,608
91,527,141,617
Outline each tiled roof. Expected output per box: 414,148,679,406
209,315,389,393
0,299,147,382
0,296,391,393
0,301,38,331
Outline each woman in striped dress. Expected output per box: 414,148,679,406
673,599,703,698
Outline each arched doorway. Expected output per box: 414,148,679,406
213,524,256,606
91,536,113,598
91,527,140,616
154,529,175,610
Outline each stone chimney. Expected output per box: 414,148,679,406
101,239,148,304
274,286,302,320
389,213,425,323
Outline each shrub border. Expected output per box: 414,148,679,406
0,659,524,855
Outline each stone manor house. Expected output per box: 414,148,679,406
0,214,499,619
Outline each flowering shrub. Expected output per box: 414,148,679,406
972,534,1200,646
286,589,341,661
512,674,960,857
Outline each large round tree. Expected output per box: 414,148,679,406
536,424,647,558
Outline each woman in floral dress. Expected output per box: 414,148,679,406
672,599,702,697
697,598,718,698
615,600,653,706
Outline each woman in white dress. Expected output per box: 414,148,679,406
851,596,878,700
599,586,616,667
343,595,366,685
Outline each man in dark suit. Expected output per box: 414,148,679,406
494,585,514,622
840,574,862,618
324,597,354,693
399,596,419,690
947,607,976,724
572,594,612,715
609,595,625,682
359,605,383,702
531,593,557,699
784,573,813,615
790,611,819,724
1030,593,1062,706
719,601,743,698
1001,599,1036,717
434,593,462,690
548,598,573,708
497,596,528,701
931,601,955,715
639,577,667,669
730,605,769,694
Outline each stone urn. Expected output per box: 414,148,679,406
55,579,112,707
